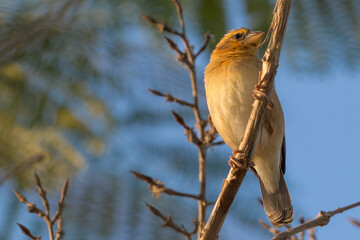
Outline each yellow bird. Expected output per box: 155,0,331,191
204,28,293,228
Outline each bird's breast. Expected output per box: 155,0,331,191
205,59,260,149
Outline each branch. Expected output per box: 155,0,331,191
258,219,279,235
203,115,219,146
195,31,212,58
141,0,217,238
147,88,194,108
16,223,41,240
349,218,360,228
141,14,182,36
145,202,197,240
14,172,69,240
0,153,45,185
171,111,201,145
272,201,360,240
200,1,292,239
131,171,201,200
51,178,69,224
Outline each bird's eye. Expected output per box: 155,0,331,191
233,33,243,40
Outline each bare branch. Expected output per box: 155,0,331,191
195,31,212,58
17,223,41,240
258,219,279,235
172,0,185,34
13,190,46,218
147,88,194,108
200,1,292,239
55,215,65,240
171,111,201,145
51,178,69,223
145,202,195,240
34,171,50,218
207,141,224,148
271,201,360,240
131,171,201,200
14,174,69,240
141,14,181,36
349,218,360,228
0,153,45,185
308,227,316,240
140,0,219,238
163,36,185,56
203,115,219,145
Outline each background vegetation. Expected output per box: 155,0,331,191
0,0,359,239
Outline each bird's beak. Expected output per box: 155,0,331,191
244,31,265,46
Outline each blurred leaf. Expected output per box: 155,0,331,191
57,107,87,130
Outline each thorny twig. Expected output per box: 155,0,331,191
14,171,69,240
136,0,219,239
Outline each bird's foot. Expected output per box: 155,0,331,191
252,85,274,109
228,150,254,169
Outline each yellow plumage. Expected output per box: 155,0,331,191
204,28,293,228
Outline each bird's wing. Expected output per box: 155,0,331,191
281,135,286,174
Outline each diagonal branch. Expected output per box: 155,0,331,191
195,31,212,59
131,171,201,200
349,218,360,228
16,223,41,240
141,14,182,36
145,202,197,240
200,1,292,239
147,88,194,108
0,153,45,185
271,201,360,240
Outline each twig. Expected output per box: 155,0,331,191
271,201,360,240
14,172,69,240
206,141,224,148
147,89,194,108
51,178,69,224
171,111,201,145
308,227,316,240
258,219,279,235
145,202,196,240
131,171,201,200
298,215,305,240
195,31,212,58
200,1,292,239
349,218,360,228
141,14,182,36
16,223,41,240
0,153,45,185
141,0,215,238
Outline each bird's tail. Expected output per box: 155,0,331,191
259,173,293,228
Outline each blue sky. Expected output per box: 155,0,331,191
1,1,359,239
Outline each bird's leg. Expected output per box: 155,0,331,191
252,84,274,109
229,149,254,169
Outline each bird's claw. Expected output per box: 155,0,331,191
252,85,273,109
229,150,254,169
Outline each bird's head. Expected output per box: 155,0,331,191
212,28,264,58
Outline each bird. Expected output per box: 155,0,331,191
204,28,293,228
